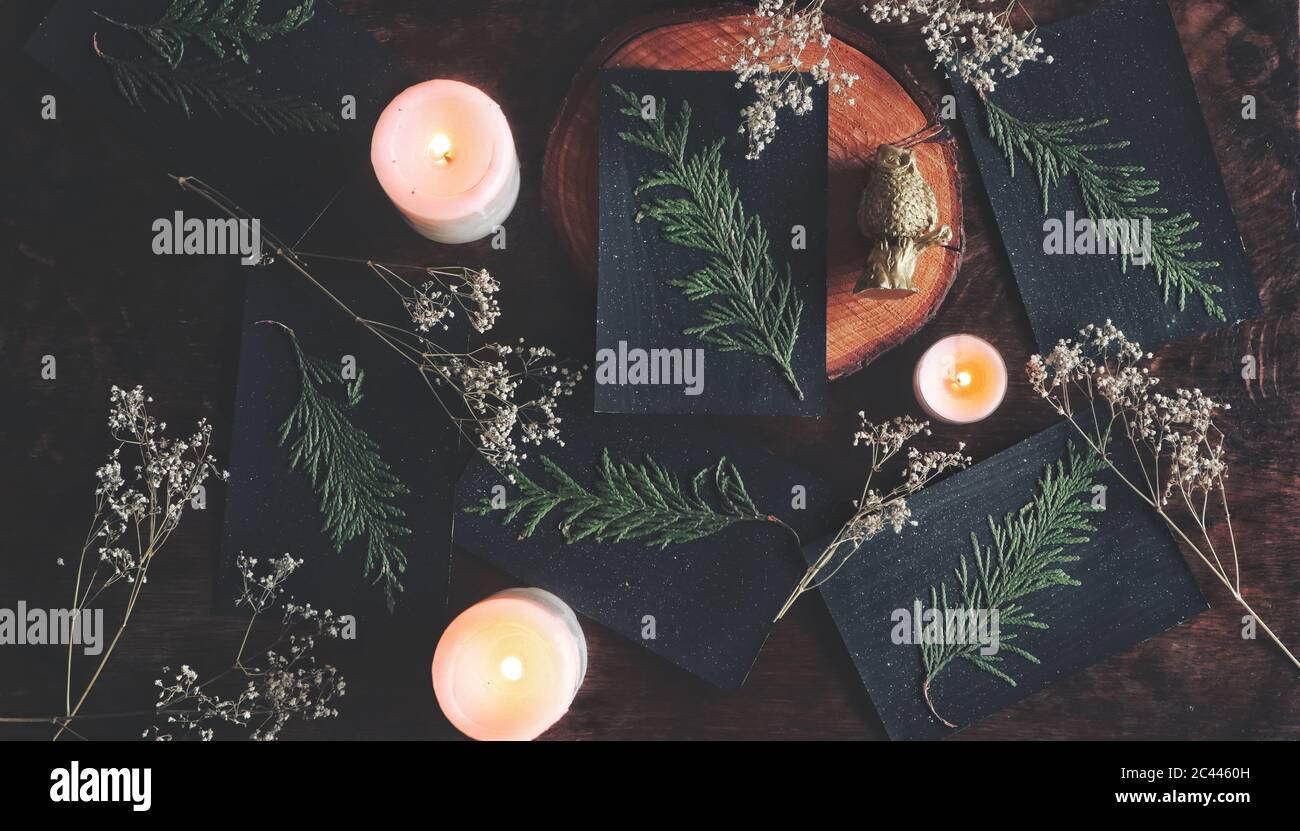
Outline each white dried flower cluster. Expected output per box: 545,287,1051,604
1028,320,1231,507
866,0,1050,94
402,266,501,334
425,341,583,475
146,554,347,741
89,385,227,587
729,0,859,159
1020,321,1300,673
361,260,582,473
844,412,970,545
777,411,968,620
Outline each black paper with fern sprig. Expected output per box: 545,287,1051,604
270,323,412,611
596,69,826,416
454,381,844,689
26,0,401,239
805,419,1205,740
948,0,1259,353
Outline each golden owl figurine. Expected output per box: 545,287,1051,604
854,143,952,296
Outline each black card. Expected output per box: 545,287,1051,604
24,0,406,239
951,0,1261,352
810,419,1206,740
215,251,465,626
596,69,827,416
453,386,844,689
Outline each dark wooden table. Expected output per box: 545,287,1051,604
1,0,1296,740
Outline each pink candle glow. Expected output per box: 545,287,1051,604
913,334,1007,424
371,79,519,244
432,588,586,741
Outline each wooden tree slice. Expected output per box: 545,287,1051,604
542,8,963,380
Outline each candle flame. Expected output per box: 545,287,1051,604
955,370,972,387
499,655,524,681
428,132,453,162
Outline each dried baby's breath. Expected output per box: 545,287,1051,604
727,0,860,159
1029,321,1298,671
146,554,348,741
172,176,584,475
775,413,969,620
866,0,1050,95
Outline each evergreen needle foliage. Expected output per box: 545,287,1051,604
612,85,807,400
97,0,316,67
920,442,1106,727
95,40,337,133
470,449,783,549
982,99,1224,320
277,328,411,611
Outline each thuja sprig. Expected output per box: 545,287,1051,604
96,0,317,68
94,35,336,133
470,449,796,549
982,99,1224,319
920,442,1105,728
612,85,807,400
1028,320,1299,672
269,323,410,611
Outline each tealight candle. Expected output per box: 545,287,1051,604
913,334,1007,424
432,588,586,741
371,79,520,244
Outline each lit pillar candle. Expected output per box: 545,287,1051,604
913,334,1007,424
432,588,586,741
371,79,520,244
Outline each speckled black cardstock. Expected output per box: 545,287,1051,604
454,386,845,689
596,69,827,416
809,419,1206,740
951,0,1261,352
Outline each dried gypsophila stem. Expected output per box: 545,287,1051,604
727,0,860,159
145,554,348,741
1027,320,1299,671
774,413,969,620
52,385,227,740
169,176,583,475
865,0,1051,95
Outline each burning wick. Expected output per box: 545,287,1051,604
499,656,524,681
954,370,972,388
428,132,453,163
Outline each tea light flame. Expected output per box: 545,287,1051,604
428,132,453,163
499,655,524,681
955,370,972,387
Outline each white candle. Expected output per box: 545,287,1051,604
431,588,586,741
913,334,1008,424
371,79,520,244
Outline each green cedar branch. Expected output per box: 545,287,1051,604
470,449,793,550
93,34,337,134
982,99,1225,320
612,85,807,400
272,323,411,611
920,442,1106,727
96,0,316,67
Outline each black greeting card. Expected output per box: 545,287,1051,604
25,0,405,239
453,388,844,689
810,419,1206,740
215,248,465,626
951,0,1261,352
596,69,827,416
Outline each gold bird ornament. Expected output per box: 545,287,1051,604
854,140,952,296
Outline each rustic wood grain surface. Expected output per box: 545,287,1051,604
0,0,1296,740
